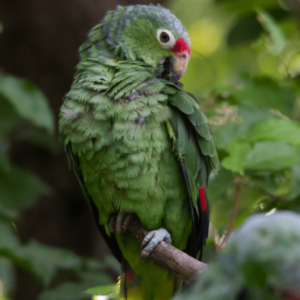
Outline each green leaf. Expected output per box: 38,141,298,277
14,240,82,285
218,0,278,11
0,96,21,137
0,164,51,211
38,259,116,300
0,74,54,133
221,76,296,117
214,106,274,150
0,231,82,285
257,10,286,53
207,169,236,205
247,118,300,145
214,121,239,150
0,202,18,220
245,141,297,171
227,13,263,47
0,218,19,250
289,153,300,199
0,215,114,291
208,169,236,229
222,142,251,174
85,284,117,295
38,282,92,300
250,172,290,197
233,186,268,228
239,186,268,210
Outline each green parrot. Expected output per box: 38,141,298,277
174,211,300,300
59,4,218,300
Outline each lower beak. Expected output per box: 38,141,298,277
169,51,190,82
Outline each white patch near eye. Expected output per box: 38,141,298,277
156,29,176,49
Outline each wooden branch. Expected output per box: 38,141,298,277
111,217,207,283
219,177,242,248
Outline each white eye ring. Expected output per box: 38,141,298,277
156,29,176,49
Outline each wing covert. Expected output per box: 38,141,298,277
165,82,218,258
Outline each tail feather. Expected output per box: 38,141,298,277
121,261,178,300
120,259,128,299
154,275,177,300
122,260,144,300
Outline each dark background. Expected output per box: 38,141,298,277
0,0,165,299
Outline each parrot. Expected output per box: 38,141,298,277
173,211,300,300
59,4,218,300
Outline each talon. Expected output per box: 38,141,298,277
110,212,135,234
109,217,115,233
122,214,134,232
116,212,127,233
140,228,172,261
142,231,155,248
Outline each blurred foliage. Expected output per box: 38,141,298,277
37,258,119,300
174,211,300,299
169,0,300,258
0,25,117,298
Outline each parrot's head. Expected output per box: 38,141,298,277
84,5,191,82
119,5,191,82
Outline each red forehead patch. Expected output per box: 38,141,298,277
171,38,191,55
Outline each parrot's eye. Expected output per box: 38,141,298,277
160,32,170,43
156,29,176,49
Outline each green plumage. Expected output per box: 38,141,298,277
59,4,218,300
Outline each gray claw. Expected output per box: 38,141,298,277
122,213,134,232
141,228,172,260
109,217,115,233
109,212,134,234
116,212,126,233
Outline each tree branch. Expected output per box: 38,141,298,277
219,177,242,248
111,217,207,283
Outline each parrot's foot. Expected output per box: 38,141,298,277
109,212,135,234
140,228,172,262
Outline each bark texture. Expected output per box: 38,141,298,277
111,217,208,283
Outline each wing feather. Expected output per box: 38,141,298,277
66,143,123,262
166,83,219,259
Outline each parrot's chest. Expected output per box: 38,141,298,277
79,95,186,226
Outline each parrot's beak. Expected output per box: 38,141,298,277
169,51,190,82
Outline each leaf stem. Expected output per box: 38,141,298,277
219,177,242,248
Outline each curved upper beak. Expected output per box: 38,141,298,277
169,51,190,82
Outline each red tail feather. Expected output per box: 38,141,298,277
126,265,136,282
199,187,207,211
